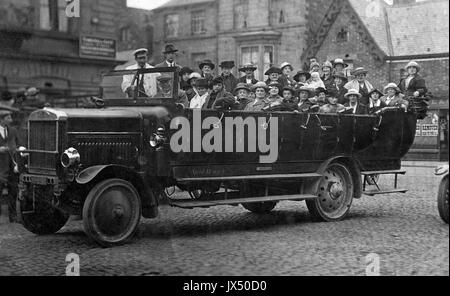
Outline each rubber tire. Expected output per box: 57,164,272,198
306,162,354,222
83,179,141,247
18,198,69,235
437,176,449,224
242,202,277,214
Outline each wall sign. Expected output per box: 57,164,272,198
80,36,116,60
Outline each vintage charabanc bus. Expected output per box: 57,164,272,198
15,67,429,247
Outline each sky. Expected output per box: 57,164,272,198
127,0,170,10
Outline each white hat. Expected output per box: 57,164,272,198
406,61,420,72
280,62,294,71
344,89,362,99
189,72,202,80
133,48,148,56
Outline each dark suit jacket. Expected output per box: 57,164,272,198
221,74,239,94
155,61,182,70
343,103,369,115
398,74,427,97
329,84,348,105
0,126,19,184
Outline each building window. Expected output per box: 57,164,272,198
336,27,349,43
234,0,249,29
165,14,179,38
191,10,206,35
39,0,68,32
240,45,274,80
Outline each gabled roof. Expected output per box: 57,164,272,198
386,0,449,56
153,0,214,10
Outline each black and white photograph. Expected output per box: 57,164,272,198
0,0,448,282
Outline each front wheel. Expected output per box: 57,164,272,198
437,177,449,224
83,179,141,247
306,162,354,222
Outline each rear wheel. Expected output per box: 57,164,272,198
18,189,69,235
306,162,354,222
242,202,277,214
437,177,449,224
83,179,141,247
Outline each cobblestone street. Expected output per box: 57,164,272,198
0,163,448,276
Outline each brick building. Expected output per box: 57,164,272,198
152,0,332,79
304,0,449,160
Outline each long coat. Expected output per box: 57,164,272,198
329,84,348,105
398,74,427,97
221,74,239,94
0,126,19,184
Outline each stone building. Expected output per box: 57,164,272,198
305,0,449,160
152,0,332,79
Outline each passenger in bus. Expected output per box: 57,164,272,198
189,78,209,109
280,62,296,87
219,61,239,93
398,61,428,97
297,86,316,113
319,90,345,114
321,61,334,90
344,67,374,106
293,69,311,89
155,76,189,107
244,82,270,112
368,89,386,113
265,67,285,87
238,63,259,85
263,81,284,110
314,87,328,107
233,83,253,110
307,72,326,90
280,86,299,112
381,83,409,110
332,58,348,76
341,89,369,115
185,72,202,101
309,59,320,74
179,67,194,91
330,72,348,105
199,59,216,88
203,77,236,110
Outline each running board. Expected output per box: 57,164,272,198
361,170,406,175
363,189,408,196
176,173,322,182
169,194,318,209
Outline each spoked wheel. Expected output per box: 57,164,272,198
17,187,69,235
437,177,449,224
83,179,141,247
242,202,277,214
306,162,354,222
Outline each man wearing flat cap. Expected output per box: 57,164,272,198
122,48,160,98
0,105,20,222
155,44,182,69
219,61,238,94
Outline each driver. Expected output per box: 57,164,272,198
121,48,160,98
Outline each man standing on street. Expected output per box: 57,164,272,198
0,106,20,223
122,48,160,98
155,44,182,70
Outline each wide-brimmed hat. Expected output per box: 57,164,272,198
265,67,282,76
293,70,311,82
368,88,383,97
219,61,235,69
333,58,348,68
344,89,362,99
351,67,368,76
195,78,210,88
252,81,269,92
297,86,313,96
322,61,333,70
238,63,257,72
332,71,348,82
234,83,251,94
405,61,420,72
133,48,148,56
280,62,294,71
188,72,202,83
383,83,401,94
163,44,178,54
179,67,193,76
315,87,328,95
199,59,215,70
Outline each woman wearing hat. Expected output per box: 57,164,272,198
398,61,427,97
233,83,253,110
262,81,284,111
330,72,349,105
238,63,258,85
344,67,374,106
179,67,194,91
184,72,202,101
293,69,311,88
342,89,369,115
321,61,334,90
219,61,238,93
203,76,236,110
244,82,270,112
280,62,295,87
332,59,348,75
297,86,316,113
381,83,409,110
280,86,299,112
199,59,216,87
367,89,386,113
